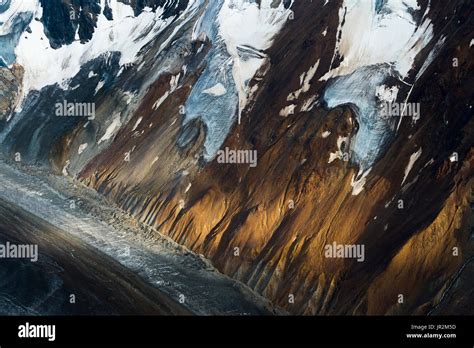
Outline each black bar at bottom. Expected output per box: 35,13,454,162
0,316,472,346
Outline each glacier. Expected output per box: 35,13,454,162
1,0,294,162
184,0,293,159
322,0,439,190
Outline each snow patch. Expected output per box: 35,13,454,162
279,104,296,117
351,168,372,196
203,83,227,96
402,147,422,185
132,117,143,131
328,135,348,163
152,74,180,110
94,80,105,95
62,160,70,176
98,113,122,144
78,143,88,155
288,59,320,101
322,131,331,138
416,36,446,80
300,95,318,112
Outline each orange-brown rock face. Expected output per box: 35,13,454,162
76,1,474,315
0,64,23,121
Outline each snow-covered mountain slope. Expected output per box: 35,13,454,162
1,0,293,159
323,0,433,79
8,0,195,108
0,0,472,316
321,0,438,180
184,0,293,158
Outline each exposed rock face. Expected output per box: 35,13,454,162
39,0,189,48
0,0,473,315
0,64,23,121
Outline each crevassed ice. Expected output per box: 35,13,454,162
185,0,293,160
0,0,33,66
322,0,436,175
324,65,396,171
